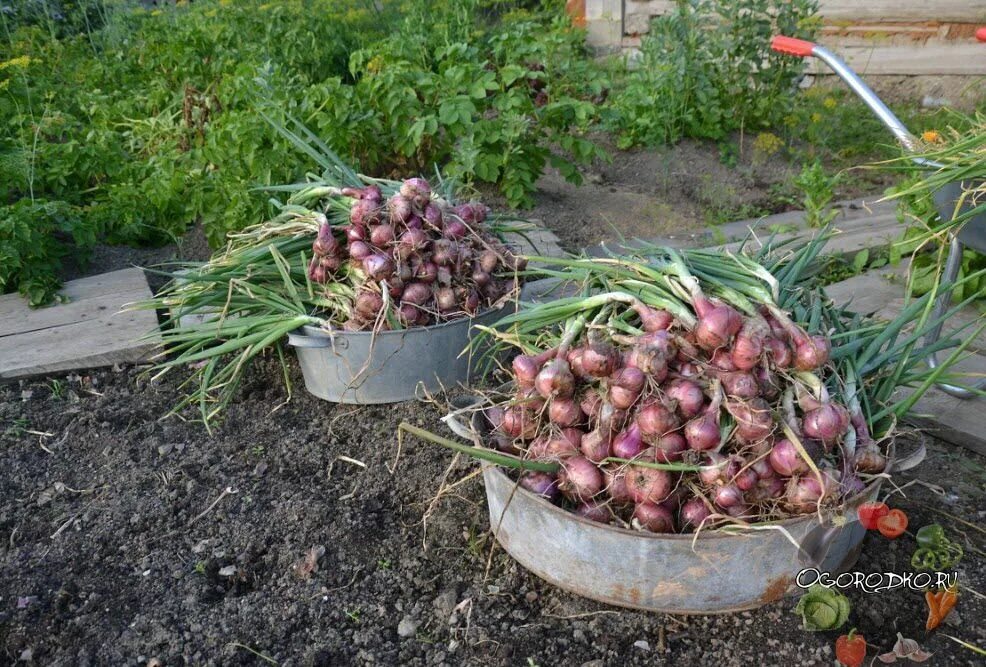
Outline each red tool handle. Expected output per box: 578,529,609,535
770,35,816,57
977,27,986,42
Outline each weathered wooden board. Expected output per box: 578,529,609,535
624,0,986,23
898,355,986,456
809,44,986,76
0,268,161,381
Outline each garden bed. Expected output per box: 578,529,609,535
1,359,983,665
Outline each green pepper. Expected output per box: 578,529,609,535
911,524,963,570
916,524,947,549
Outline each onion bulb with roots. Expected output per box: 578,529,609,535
625,331,675,380
636,400,679,437
558,456,603,501
785,470,839,513
766,337,793,369
535,358,576,399
650,432,687,462
714,484,744,509
633,502,675,533
633,304,675,332
580,428,612,463
625,466,672,504
582,343,619,378
734,466,759,492
596,401,629,437
853,443,887,474
731,316,769,370
802,401,850,446
520,472,560,501
768,438,809,477
548,397,584,428
603,467,635,504
575,501,610,523
609,367,646,410
727,397,774,442
720,371,759,399
579,391,602,421
685,402,720,451
666,379,705,419
794,334,832,371
501,406,538,440
567,347,590,380
751,458,776,480
693,298,743,351
612,423,646,459
680,497,712,529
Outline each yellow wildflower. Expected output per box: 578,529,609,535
0,55,33,70
810,112,822,124
823,97,837,110
150,9,162,16
922,130,941,143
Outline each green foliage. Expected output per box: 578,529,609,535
794,160,840,228
608,0,817,148
0,0,607,305
0,198,96,306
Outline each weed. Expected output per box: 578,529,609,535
463,524,488,560
344,608,361,624
194,561,207,575
48,378,64,399
377,559,392,570
2,417,30,438
794,160,840,227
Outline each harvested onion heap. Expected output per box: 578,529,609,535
307,177,525,330
491,307,887,533
455,238,963,535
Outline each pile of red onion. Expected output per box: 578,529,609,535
485,300,887,533
307,177,525,330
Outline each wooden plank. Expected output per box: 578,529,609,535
809,44,986,75
624,0,986,23
0,268,161,381
898,355,986,456
819,0,986,23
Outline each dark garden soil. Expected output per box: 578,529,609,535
484,135,892,253
1,359,984,666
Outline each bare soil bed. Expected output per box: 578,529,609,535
1,359,984,666
487,135,891,252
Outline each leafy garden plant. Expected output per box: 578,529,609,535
0,0,606,305
608,0,818,148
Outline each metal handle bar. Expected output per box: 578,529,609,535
771,36,920,153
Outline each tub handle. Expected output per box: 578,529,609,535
286,329,349,350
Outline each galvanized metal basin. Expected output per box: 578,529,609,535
286,306,507,404
481,458,891,614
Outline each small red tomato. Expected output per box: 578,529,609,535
835,629,866,667
857,501,889,530
877,508,908,539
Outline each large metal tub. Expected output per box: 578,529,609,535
286,306,506,403
481,454,895,614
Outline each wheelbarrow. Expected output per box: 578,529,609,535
771,33,986,398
